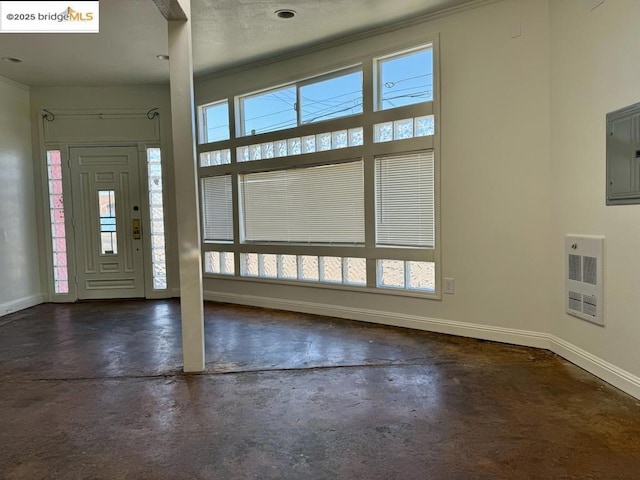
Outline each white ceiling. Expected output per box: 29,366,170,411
0,0,473,87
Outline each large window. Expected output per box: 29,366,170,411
198,42,438,295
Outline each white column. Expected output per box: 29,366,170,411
167,0,205,372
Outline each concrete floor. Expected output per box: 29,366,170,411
0,300,639,479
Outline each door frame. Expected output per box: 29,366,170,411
41,140,169,302
38,108,171,302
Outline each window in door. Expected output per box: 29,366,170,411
98,190,117,255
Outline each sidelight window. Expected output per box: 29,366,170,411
147,148,168,290
46,150,69,294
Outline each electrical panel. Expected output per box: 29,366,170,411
606,102,640,205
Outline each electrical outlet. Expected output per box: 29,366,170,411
443,277,455,295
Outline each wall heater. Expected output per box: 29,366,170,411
565,235,604,326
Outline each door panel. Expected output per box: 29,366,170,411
70,147,145,299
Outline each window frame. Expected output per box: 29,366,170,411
198,99,230,145
201,174,234,243
374,44,434,112
197,37,440,298
236,65,364,137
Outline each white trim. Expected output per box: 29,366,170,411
0,294,45,318
549,335,640,400
203,289,640,400
0,74,28,91
203,290,549,347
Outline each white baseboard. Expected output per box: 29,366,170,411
204,289,640,400
0,294,45,318
204,290,550,348
548,335,640,400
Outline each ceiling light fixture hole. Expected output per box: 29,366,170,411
275,9,296,19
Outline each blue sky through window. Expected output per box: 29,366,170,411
243,85,297,135
204,101,229,143
200,46,432,142
379,48,433,110
300,70,362,125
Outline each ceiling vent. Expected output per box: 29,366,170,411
565,235,604,326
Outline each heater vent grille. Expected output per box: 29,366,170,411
569,254,582,281
568,291,582,312
565,235,604,326
583,256,597,285
583,294,598,317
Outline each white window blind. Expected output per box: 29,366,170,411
241,161,365,244
202,175,234,241
375,150,435,247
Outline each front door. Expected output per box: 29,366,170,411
70,146,145,299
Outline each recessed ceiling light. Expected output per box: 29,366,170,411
156,55,169,61
275,9,296,19
2,57,22,63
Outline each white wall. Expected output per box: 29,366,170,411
0,77,42,315
550,0,640,378
29,86,179,297
196,0,554,340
